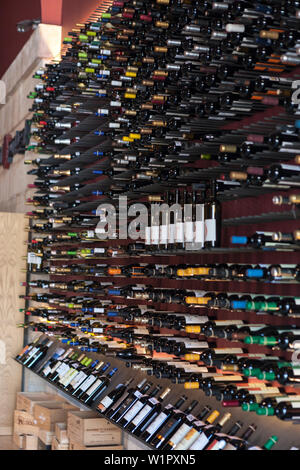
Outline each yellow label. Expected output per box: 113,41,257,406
124,93,137,99
129,133,141,139
207,410,220,424
185,297,211,305
177,269,186,277
125,71,137,77
122,136,134,142
184,354,200,361
185,326,201,334
194,268,210,276
184,382,199,390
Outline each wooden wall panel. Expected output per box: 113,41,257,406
0,212,27,435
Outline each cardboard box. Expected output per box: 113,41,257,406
39,429,55,445
16,392,64,414
69,440,123,451
34,401,78,431
67,411,122,447
24,435,38,450
55,422,69,444
51,437,69,451
37,439,52,451
13,410,39,436
13,433,25,449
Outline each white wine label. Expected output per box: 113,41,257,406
213,375,243,382
179,340,208,348
168,223,176,244
189,432,210,450
205,218,216,242
195,220,205,245
131,404,152,426
175,222,184,243
145,226,151,245
123,401,145,422
160,225,168,244
151,225,160,245
184,221,194,243
111,80,122,86
170,423,193,448
279,164,300,171
100,396,114,409
291,402,300,408
93,308,105,313
42,366,52,377
85,378,102,396
70,371,86,388
80,375,98,393
214,348,244,354
110,101,122,107
175,426,203,450
94,248,106,253
145,412,168,435
183,315,209,324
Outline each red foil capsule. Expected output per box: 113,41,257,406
222,400,240,407
140,14,152,22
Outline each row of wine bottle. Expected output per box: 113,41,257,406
15,335,300,433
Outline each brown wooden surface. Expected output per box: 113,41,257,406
0,212,27,435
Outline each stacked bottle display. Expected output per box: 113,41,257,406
18,0,300,450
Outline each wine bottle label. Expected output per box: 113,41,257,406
80,375,99,393
99,395,114,409
206,437,224,451
189,432,210,450
93,308,105,313
214,375,243,382
62,368,80,387
84,377,102,396
145,226,151,245
168,223,175,244
169,422,193,448
180,340,209,349
182,315,209,324
71,371,87,388
175,221,184,243
213,348,244,354
184,221,194,243
204,218,216,242
195,219,205,245
123,400,145,422
160,224,168,244
176,425,203,450
290,402,300,408
144,411,169,435
279,164,300,171
131,404,152,426
28,252,42,267
151,225,160,245
111,80,122,86
56,363,70,377
42,365,52,376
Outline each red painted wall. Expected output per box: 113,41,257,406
0,0,41,78
0,0,111,78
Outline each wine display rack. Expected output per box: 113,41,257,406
15,336,300,450
18,0,300,451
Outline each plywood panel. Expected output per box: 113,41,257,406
0,212,27,434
